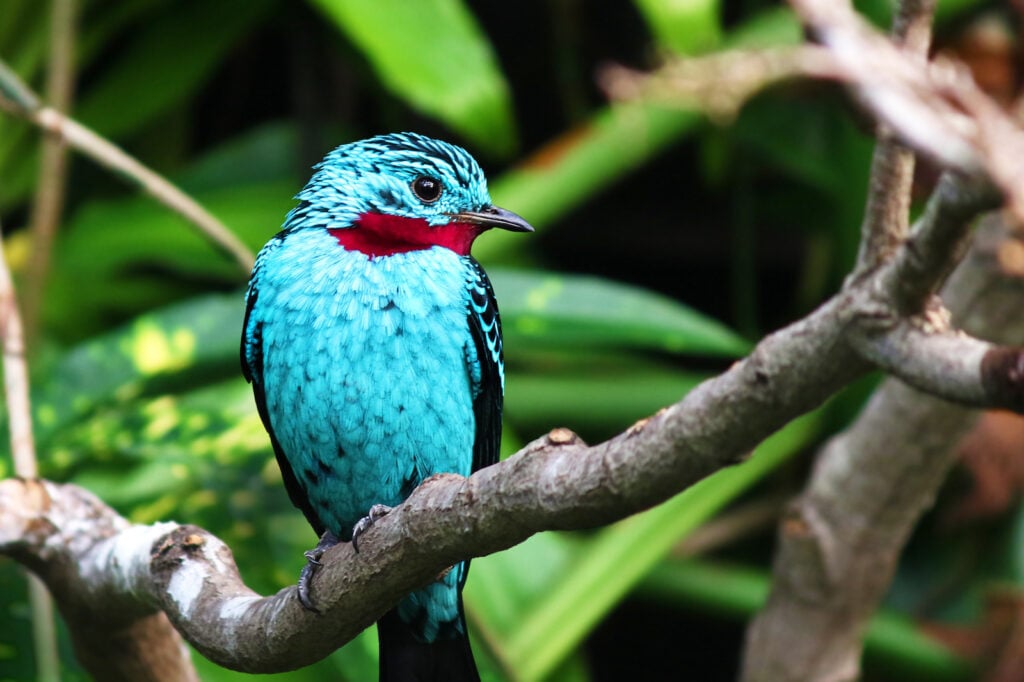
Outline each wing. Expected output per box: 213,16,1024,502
242,245,327,536
465,258,504,474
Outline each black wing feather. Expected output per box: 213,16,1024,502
466,258,504,474
241,276,327,537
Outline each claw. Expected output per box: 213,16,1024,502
297,530,340,612
351,504,392,553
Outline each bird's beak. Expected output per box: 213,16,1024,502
450,206,535,233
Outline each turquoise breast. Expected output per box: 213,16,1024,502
254,227,478,538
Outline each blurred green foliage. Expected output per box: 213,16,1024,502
0,0,1011,680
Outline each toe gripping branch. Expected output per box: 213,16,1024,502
295,504,393,612
298,530,340,612
352,504,392,553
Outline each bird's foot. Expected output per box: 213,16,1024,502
351,504,393,553
297,530,341,612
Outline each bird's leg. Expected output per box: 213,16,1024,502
351,504,393,553
297,529,341,612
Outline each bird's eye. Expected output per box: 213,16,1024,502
412,176,442,203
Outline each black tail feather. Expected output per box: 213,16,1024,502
377,607,480,682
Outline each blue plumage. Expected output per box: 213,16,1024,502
242,133,532,681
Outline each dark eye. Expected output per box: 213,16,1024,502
412,176,442,203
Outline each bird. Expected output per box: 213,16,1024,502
241,132,533,681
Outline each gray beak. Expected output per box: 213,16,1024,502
450,206,535,233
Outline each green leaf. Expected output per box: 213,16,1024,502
467,533,583,637
40,106,303,344
726,6,802,49
492,269,750,356
75,0,275,139
43,179,293,339
467,533,592,681
34,293,243,443
634,0,722,54
506,367,705,438
639,560,975,682
177,122,304,194
501,411,822,681
308,0,516,157
476,7,805,264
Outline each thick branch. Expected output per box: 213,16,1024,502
2,275,879,673
0,479,197,682
2,124,1011,677
853,319,1024,411
743,217,1024,681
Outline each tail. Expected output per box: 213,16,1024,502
377,606,480,682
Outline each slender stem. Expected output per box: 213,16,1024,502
24,0,77,346
0,216,60,679
0,224,36,478
0,59,255,273
19,4,78,676
853,0,937,272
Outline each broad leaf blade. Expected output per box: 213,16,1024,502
502,412,821,680
76,0,275,138
634,0,722,54
308,0,516,156
492,269,749,357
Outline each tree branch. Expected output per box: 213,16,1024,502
0,479,197,682
599,46,842,122
877,171,1001,313
3,0,1024,678
742,216,1024,681
1,173,1012,674
790,0,1024,222
0,265,882,674
604,0,1021,227
0,60,255,274
853,318,1024,411
854,0,935,272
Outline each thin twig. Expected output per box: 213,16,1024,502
853,0,935,271
23,0,77,346
0,216,60,680
0,59,255,273
599,45,843,123
790,0,1024,222
673,494,788,558
880,171,1001,312
604,0,1024,226
0,222,36,477
20,4,77,675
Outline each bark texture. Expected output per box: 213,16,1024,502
742,219,1024,681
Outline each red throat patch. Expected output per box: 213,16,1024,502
328,213,481,257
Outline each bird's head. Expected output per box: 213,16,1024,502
284,132,532,257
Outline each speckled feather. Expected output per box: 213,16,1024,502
241,133,513,680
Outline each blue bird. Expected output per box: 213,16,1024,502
242,132,532,681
